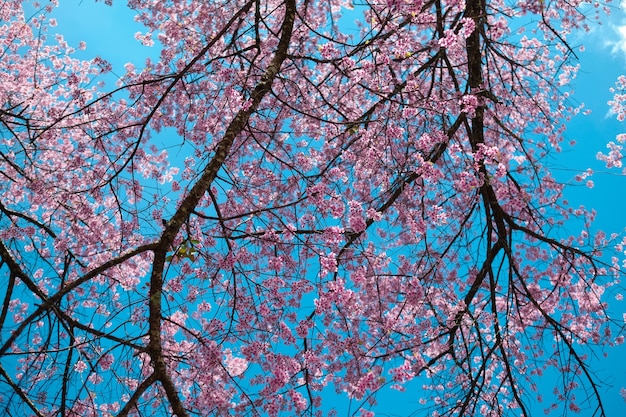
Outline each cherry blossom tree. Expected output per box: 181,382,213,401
0,0,623,416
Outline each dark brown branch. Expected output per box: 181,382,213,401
0,363,45,417
115,373,158,417
145,1,297,415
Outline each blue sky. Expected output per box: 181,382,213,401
42,1,626,415
559,10,626,414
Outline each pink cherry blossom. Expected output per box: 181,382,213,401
0,0,622,416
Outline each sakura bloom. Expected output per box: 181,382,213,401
0,0,623,416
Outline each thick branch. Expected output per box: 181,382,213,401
145,1,297,416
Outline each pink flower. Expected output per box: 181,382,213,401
459,17,476,38
319,43,338,59
289,390,308,412
320,252,338,276
348,200,366,232
460,94,479,118
224,349,248,377
74,360,87,373
99,354,114,371
438,30,458,48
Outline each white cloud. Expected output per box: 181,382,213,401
602,3,626,57
608,24,626,56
